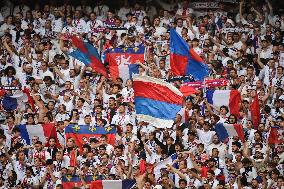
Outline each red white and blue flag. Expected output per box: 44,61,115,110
69,36,107,76
1,88,35,112
91,179,136,189
105,45,145,82
65,125,116,149
17,123,59,146
206,90,241,116
133,75,184,128
215,123,245,142
170,28,209,81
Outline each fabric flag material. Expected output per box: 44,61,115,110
179,85,198,96
268,126,283,144
206,90,241,116
181,81,203,90
91,179,136,189
69,36,107,76
177,107,190,123
2,89,29,111
105,45,145,82
170,28,209,81
65,125,116,149
62,176,93,188
215,122,245,142
205,78,228,88
22,87,35,112
17,123,59,145
133,75,183,128
250,94,260,129
154,153,177,180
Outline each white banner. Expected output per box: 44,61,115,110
221,28,251,33
190,2,219,9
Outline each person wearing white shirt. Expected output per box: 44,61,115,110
52,10,63,34
72,10,87,34
117,1,131,22
0,0,13,18
111,104,132,133
259,38,272,59
75,0,92,16
13,2,30,17
132,3,146,26
175,18,184,36
94,1,109,21
175,0,194,19
196,122,216,148
86,12,104,35
62,16,75,34
160,10,173,28
37,62,54,80
153,17,167,37
33,11,45,34
0,15,14,36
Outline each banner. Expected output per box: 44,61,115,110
190,2,219,9
62,175,93,188
221,28,251,33
65,125,116,149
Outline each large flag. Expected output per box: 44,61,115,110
62,175,93,188
69,36,107,76
154,153,177,180
105,45,145,82
250,94,260,129
133,75,183,128
215,122,245,142
91,180,136,189
206,90,241,116
268,126,283,144
17,123,59,146
1,89,30,111
65,125,116,149
170,28,209,81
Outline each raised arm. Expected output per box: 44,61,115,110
239,0,244,20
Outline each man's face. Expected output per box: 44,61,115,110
84,116,92,124
179,181,186,189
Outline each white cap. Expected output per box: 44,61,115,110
153,185,163,189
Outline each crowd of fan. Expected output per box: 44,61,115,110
0,0,283,188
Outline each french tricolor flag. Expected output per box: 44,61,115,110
133,75,184,128
90,180,136,189
206,90,241,116
17,123,59,146
170,28,209,81
215,122,245,142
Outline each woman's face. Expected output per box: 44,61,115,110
7,16,13,23
67,139,74,147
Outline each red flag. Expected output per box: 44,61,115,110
22,87,36,112
69,149,77,167
139,159,146,174
250,94,260,129
268,126,282,144
0,89,5,96
179,85,198,96
90,56,107,77
71,35,88,53
42,123,61,148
